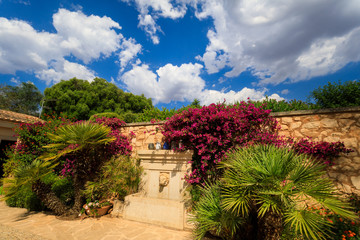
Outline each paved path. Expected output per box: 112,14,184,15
0,201,193,240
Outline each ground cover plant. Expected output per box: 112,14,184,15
191,145,358,240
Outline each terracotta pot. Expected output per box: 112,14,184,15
84,204,112,217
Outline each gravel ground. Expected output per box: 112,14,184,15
0,223,49,240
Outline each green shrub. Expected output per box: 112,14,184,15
83,155,142,201
135,106,178,122
120,112,138,123
89,112,123,121
44,174,74,206
3,172,74,211
248,97,316,112
5,183,44,211
309,80,360,108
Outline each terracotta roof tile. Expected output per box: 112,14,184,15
0,109,43,124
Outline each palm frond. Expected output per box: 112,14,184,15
2,159,56,200
191,183,244,240
41,122,115,161
320,197,358,221
284,209,332,240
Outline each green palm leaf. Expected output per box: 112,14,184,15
41,121,115,161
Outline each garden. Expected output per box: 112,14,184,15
1,82,360,239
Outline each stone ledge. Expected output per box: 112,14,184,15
270,106,360,117
137,150,194,161
124,121,165,127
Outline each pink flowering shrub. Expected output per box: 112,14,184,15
2,114,71,176
92,116,133,156
162,102,353,184
290,138,352,165
162,102,280,183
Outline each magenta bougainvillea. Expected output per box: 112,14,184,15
290,138,352,165
162,103,280,183
162,102,353,183
92,116,133,157
2,114,72,176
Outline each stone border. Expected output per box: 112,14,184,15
270,106,360,117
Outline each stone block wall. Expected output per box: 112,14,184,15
122,107,360,194
122,122,164,153
273,107,360,195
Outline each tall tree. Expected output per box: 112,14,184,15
43,78,153,120
308,80,360,108
0,82,43,116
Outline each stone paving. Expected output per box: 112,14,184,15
0,201,193,240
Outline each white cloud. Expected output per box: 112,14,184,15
35,60,96,85
194,0,360,85
199,88,284,106
54,9,123,63
0,17,62,74
123,0,187,44
10,77,20,85
281,89,289,95
119,38,142,72
122,62,284,105
0,9,140,84
122,62,204,104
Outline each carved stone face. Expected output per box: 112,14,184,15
159,172,170,187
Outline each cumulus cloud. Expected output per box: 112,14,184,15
10,77,20,85
54,9,123,63
123,0,187,44
121,62,284,105
122,63,204,104
194,0,360,85
281,89,289,95
0,17,62,74
35,60,96,85
199,89,284,106
119,38,142,72
0,9,140,84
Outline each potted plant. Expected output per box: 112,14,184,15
82,200,113,217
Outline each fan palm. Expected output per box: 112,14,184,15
191,183,245,240
220,144,357,240
2,160,69,215
41,121,116,214
42,121,115,161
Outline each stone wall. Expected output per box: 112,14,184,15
273,107,360,195
122,107,360,194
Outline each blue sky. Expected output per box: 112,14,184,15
1,0,360,109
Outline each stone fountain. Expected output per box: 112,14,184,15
122,150,193,230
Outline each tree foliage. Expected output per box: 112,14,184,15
42,78,153,120
0,82,43,116
309,80,360,108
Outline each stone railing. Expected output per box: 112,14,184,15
121,107,360,194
